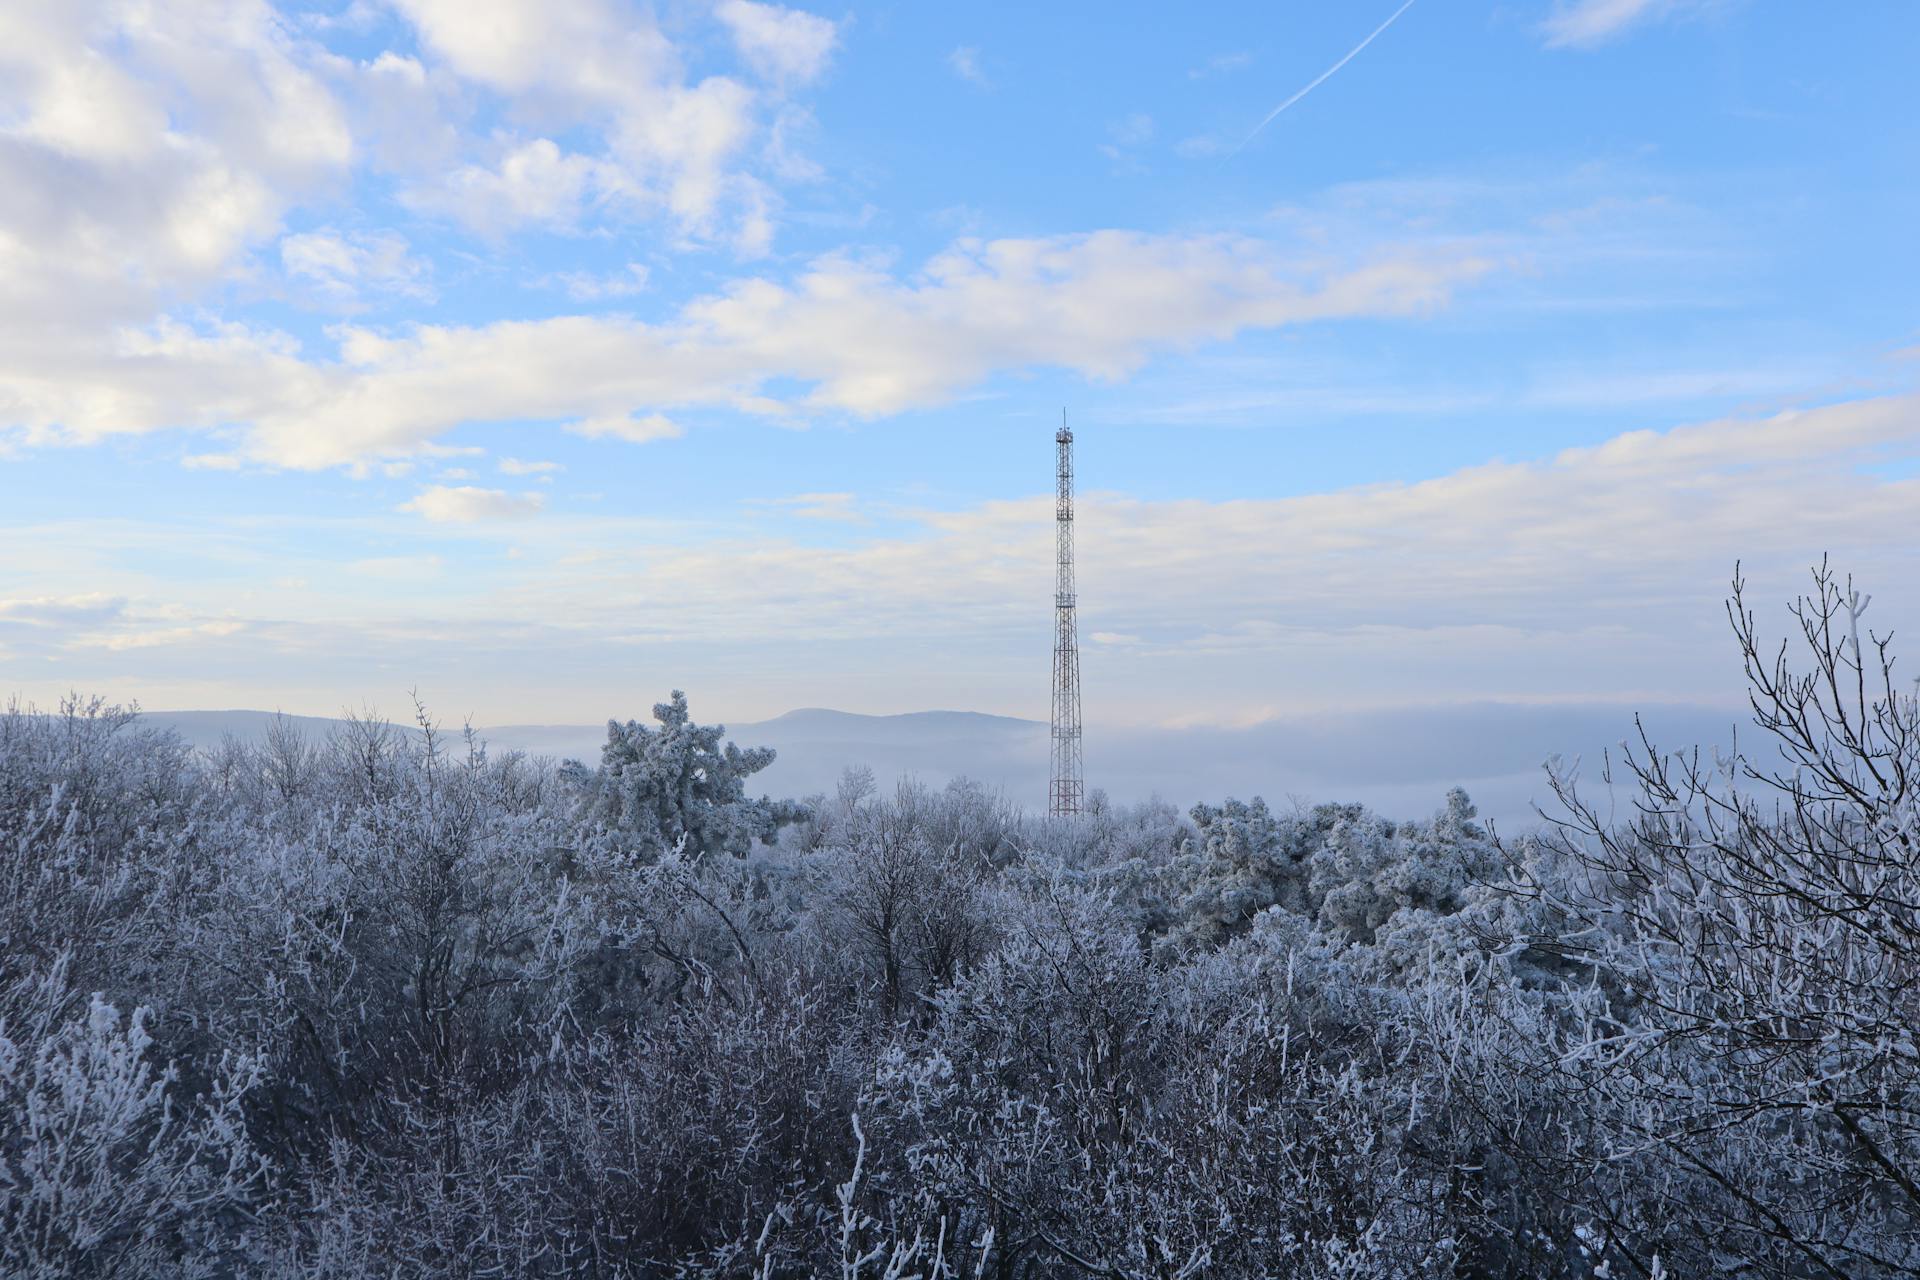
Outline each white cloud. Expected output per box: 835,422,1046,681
948,46,989,88
333,51,465,175
1541,0,1701,48
77,620,246,651
499,457,564,475
0,8,1505,477
0,1,350,343
0,593,128,629
759,491,862,522
1,229,1489,468
403,137,608,236
0,593,253,659
384,0,771,242
763,105,826,183
281,228,432,302
398,485,548,522
552,263,652,301
715,1,838,86
127,389,1889,726
565,413,686,444
469,393,1920,685
0,0,866,481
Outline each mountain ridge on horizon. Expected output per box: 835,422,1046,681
141,705,1041,732
116,700,1751,832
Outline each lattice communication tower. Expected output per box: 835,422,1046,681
1050,413,1084,817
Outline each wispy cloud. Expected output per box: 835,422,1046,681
1540,0,1696,48
76,620,246,652
755,491,864,522
716,0,839,86
1176,136,1228,159
349,555,445,580
499,457,564,476
548,263,652,302
398,485,547,522
565,414,685,445
281,228,433,305
1188,52,1252,80
948,46,990,88
0,594,252,660
360,393,1920,715
398,395,1920,660
1099,113,1156,172
1108,114,1156,147
0,594,129,630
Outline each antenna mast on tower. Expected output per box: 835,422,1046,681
1050,412,1084,817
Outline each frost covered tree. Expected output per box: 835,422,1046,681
1103,792,1498,954
824,781,1002,1020
1505,561,1920,1277
1144,796,1329,944
565,690,803,860
1311,787,1500,946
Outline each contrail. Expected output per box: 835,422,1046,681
1234,0,1419,154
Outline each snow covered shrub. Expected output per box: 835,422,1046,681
890,776,1023,870
0,697,211,1033
183,709,597,1170
1075,792,1192,868
846,881,1484,1278
0,964,263,1279
817,790,1003,1022
256,968,863,1279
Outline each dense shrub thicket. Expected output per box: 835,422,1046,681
3,564,1917,1278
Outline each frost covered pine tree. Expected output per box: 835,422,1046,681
564,690,804,860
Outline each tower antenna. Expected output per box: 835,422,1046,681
1050,410,1084,818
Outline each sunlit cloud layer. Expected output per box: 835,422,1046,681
8,393,1917,723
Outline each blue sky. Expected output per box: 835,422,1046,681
2,0,1918,729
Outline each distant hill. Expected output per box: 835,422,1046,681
749,707,1040,741
134,706,1048,806
136,709,391,752
724,709,1047,802
134,701,1744,831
